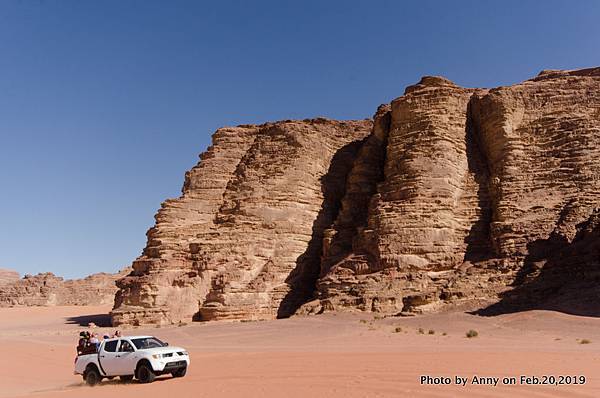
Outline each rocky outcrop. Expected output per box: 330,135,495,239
113,67,600,325
112,119,373,325
0,269,129,307
0,268,19,286
306,77,496,315
112,125,262,324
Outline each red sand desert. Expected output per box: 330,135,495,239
1,305,599,398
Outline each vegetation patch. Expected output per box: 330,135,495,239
579,339,591,344
466,330,478,338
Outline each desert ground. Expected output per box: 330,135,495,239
1,306,599,398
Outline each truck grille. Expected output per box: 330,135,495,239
164,361,186,369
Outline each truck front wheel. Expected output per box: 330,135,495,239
172,367,187,378
137,363,156,383
84,367,101,386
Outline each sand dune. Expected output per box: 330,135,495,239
1,306,599,397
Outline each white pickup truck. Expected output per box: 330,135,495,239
74,335,190,385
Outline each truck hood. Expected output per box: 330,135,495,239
138,346,187,354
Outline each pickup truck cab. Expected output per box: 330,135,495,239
74,335,190,385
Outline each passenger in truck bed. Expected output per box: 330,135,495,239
76,331,98,355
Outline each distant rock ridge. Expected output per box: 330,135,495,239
0,268,19,286
111,67,600,325
0,269,130,307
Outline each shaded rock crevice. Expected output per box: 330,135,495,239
320,104,391,277
277,136,371,318
476,209,600,316
462,96,494,263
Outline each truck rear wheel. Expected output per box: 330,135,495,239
172,367,187,378
137,363,156,383
84,366,101,386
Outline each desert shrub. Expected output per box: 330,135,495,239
466,330,478,338
580,339,592,344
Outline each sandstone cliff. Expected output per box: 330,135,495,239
112,67,600,325
0,269,130,307
112,119,373,325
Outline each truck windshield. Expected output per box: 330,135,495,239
130,337,166,350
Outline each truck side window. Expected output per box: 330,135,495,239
104,340,118,352
119,340,134,352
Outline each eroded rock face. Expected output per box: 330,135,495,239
0,269,129,307
112,125,262,324
307,77,498,315
113,67,600,324
470,68,600,259
112,119,373,325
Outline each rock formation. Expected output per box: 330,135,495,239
0,268,19,286
112,67,600,325
112,119,373,325
0,269,130,307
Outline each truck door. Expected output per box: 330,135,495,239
114,339,138,375
98,339,120,376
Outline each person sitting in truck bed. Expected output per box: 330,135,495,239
89,333,100,350
77,331,89,354
77,331,98,355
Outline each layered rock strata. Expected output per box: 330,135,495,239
113,67,600,324
308,77,496,314
0,269,129,307
112,119,373,325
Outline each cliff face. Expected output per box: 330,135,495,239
0,269,130,307
112,67,600,325
112,119,373,325
309,78,495,315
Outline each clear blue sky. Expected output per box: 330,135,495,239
1,1,599,279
